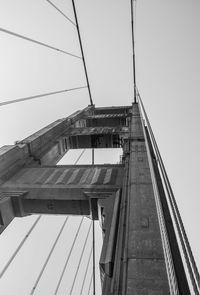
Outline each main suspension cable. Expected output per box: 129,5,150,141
0,27,82,59
80,246,93,295
0,86,87,107
0,215,41,278
71,0,94,106
30,217,69,295
137,90,200,294
54,217,84,295
45,0,76,26
69,222,92,295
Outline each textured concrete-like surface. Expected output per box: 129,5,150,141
2,165,124,189
125,104,170,294
1,165,124,217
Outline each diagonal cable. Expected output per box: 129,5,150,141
87,273,93,295
74,149,86,164
0,215,42,278
69,222,92,295
54,217,84,295
0,86,87,107
45,0,76,26
30,217,69,295
0,27,82,59
80,246,93,295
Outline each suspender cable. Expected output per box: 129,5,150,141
92,219,96,295
45,0,76,26
71,0,94,106
92,148,96,295
0,215,41,278
131,0,137,103
87,273,93,295
30,217,69,295
69,222,92,295
0,27,82,59
54,217,84,295
137,91,200,294
74,149,86,164
0,86,87,107
80,246,93,295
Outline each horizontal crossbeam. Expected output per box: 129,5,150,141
0,165,124,233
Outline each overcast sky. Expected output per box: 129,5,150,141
0,0,200,294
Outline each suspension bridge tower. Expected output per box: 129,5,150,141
0,0,199,293
0,99,199,294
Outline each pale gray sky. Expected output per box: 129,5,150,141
0,0,200,294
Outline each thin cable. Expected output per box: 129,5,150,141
71,0,94,106
0,86,87,107
131,0,137,103
92,220,96,295
91,148,96,295
87,273,93,295
0,27,82,59
80,246,93,295
133,0,137,35
54,217,84,295
0,215,41,278
138,90,200,294
69,222,92,295
74,149,86,164
45,0,76,26
30,217,69,295
92,149,94,166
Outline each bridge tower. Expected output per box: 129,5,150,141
0,102,194,294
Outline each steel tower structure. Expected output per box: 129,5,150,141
0,102,195,294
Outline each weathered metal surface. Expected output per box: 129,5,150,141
0,104,177,294
2,165,123,188
123,104,170,294
0,165,124,233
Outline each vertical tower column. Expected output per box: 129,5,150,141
122,103,170,294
